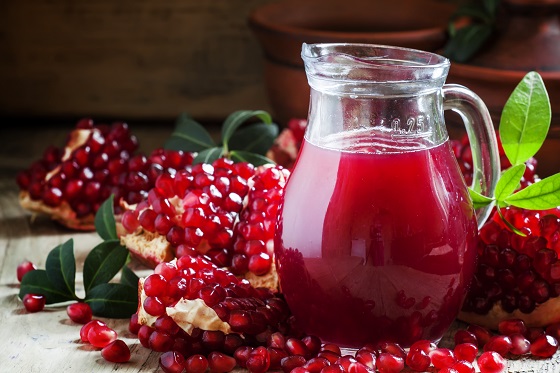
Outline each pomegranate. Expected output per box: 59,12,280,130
16,118,194,230
16,260,36,282
101,339,131,363
134,255,292,353
22,293,46,313
66,302,93,324
120,161,289,286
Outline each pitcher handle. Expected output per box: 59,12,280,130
443,84,501,229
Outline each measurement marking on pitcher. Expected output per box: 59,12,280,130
391,115,431,137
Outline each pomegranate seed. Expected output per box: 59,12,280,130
451,360,475,373
405,349,430,371
267,331,286,349
379,342,406,359
321,365,344,373
409,339,436,354
137,325,154,348
159,350,185,373
437,368,460,373
208,351,237,373
246,346,271,373
17,260,37,282
22,293,46,313
428,348,456,369
268,347,289,370
291,367,311,373
185,354,209,373
530,334,559,358
87,323,118,348
80,319,106,342
483,335,512,357
466,324,492,348
149,330,174,352
302,335,322,356
509,333,531,355
376,352,404,373
286,338,309,357
101,339,131,363
453,343,477,363
454,330,478,346
234,346,254,368
201,330,225,351
498,318,527,336
143,296,166,316
281,355,307,373
129,313,141,334
66,302,93,324
321,344,342,356
317,351,341,364
477,351,506,373
355,348,377,370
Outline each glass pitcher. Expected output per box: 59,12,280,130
274,43,500,348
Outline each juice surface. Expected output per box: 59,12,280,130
274,131,478,347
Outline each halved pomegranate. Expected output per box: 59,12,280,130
119,161,289,288
134,254,292,355
16,118,194,230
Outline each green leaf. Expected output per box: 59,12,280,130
497,206,527,237
164,113,216,152
500,71,551,165
504,173,560,210
95,195,117,241
45,239,77,299
228,122,279,156
19,270,76,304
483,0,501,16
193,147,224,164
221,110,272,152
494,164,526,206
83,240,129,293
469,188,495,209
230,150,275,166
120,265,139,289
85,283,138,318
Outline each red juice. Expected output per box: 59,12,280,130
274,131,478,348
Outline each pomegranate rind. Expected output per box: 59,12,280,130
121,231,173,268
459,299,560,331
19,190,95,230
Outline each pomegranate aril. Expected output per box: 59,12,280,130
286,337,310,357
17,260,37,282
453,343,478,363
22,293,46,313
129,313,141,334
184,354,209,373
144,296,166,316
355,348,377,370
454,330,478,346
87,323,118,348
302,335,322,357
379,342,406,360
101,339,131,363
66,302,93,324
530,334,559,358
138,325,155,348
208,351,237,373
509,333,531,355
268,347,289,370
477,351,506,373
159,350,185,373
483,335,512,357
405,349,430,372
201,330,225,352
281,355,307,373
428,348,456,369
466,324,492,348
451,360,475,373
376,352,404,373
246,346,271,373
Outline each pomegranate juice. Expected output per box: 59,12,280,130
274,132,478,347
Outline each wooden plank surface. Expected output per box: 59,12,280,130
0,0,274,121
1,125,560,372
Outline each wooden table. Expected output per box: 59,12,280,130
1,123,559,372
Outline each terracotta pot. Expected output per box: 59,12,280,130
248,0,459,125
446,0,560,177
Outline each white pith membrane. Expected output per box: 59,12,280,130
19,129,96,230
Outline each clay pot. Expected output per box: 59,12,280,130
446,0,560,177
248,0,459,125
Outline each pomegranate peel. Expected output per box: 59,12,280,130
166,298,232,335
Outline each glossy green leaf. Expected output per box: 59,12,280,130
164,113,216,152
443,24,493,63
83,240,129,293
19,270,77,304
230,150,275,166
95,195,117,241
494,164,526,206
120,265,139,289
468,188,495,209
85,283,138,318
45,239,77,299
193,147,224,165
504,173,560,210
500,71,551,165
221,110,272,151
228,122,279,156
